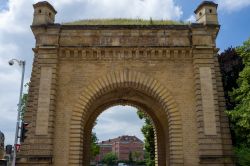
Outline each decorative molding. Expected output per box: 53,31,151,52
59,48,192,61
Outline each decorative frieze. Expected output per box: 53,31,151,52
59,48,192,61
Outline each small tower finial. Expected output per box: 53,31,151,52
194,1,218,25
32,1,57,25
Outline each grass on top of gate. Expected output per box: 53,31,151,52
63,18,187,25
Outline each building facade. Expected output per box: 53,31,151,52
95,135,144,162
112,136,144,161
95,142,112,162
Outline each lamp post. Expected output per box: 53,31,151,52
9,59,25,166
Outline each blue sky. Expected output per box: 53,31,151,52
0,0,250,145
0,0,8,11
176,0,250,51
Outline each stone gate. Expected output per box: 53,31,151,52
18,1,234,165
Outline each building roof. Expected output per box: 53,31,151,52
194,1,218,14
99,135,143,145
118,135,143,143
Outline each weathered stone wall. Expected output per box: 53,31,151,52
56,49,196,165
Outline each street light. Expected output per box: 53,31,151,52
8,59,25,166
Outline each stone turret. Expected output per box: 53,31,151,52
32,1,57,25
194,1,218,25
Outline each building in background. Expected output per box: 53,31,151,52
95,140,112,162
95,135,144,163
0,131,4,159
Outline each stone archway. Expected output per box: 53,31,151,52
69,70,183,165
18,1,235,165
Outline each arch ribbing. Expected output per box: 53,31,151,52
69,70,183,165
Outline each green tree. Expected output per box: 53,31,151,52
228,38,250,147
132,151,142,161
218,47,244,146
218,47,244,110
137,110,155,166
224,38,250,166
129,151,133,164
102,152,117,165
90,132,100,159
20,83,29,120
150,17,153,25
234,146,250,166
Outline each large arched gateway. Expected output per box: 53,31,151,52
18,1,234,165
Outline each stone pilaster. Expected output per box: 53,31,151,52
192,47,229,165
17,47,58,165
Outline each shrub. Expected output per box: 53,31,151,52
234,146,250,166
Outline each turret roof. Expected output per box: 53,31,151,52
194,1,218,14
33,1,57,14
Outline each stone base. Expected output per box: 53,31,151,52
200,155,235,166
16,156,53,166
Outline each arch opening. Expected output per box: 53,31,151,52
81,88,170,165
91,105,153,165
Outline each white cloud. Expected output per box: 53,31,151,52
217,0,250,12
51,0,183,21
185,14,196,23
0,0,182,146
93,106,145,142
0,0,31,33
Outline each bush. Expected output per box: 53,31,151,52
234,146,250,166
135,160,146,165
102,152,117,165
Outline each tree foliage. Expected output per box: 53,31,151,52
132,151,142,161
90,132,100,159
234,146,250,166
137,110,155,166
218,47,244,110
102,152,117,165
227,38,250,147
129,151,133,163
218,47,244,145
20,83,29,120
218,39,250,165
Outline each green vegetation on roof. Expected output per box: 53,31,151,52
63,18,186,25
